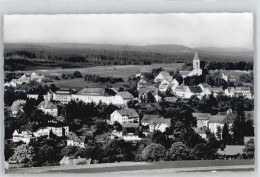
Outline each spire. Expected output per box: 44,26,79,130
193,51,200,61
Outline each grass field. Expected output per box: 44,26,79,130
7,63,185,79
6,160,254,174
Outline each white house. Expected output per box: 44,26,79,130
148,118,171,133
67,132,87,148
159,78,178,93
30,72,45,83
4,80,17,87
180,51,203,78
208,112,235,134
173,86,203,99
37,98,58,117
12,130,33,144
10,100,26,117
198,83,212,96
113,91,134,105
33,126,69,137
110,108,139,124
154,71,172,83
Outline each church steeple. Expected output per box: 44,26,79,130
193,51,200,69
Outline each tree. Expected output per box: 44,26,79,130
10,144,35,167
169,142,190,161
141,143,166,161
243,138,254,159
113,121,123,132
73,71,82,78
190,143,207,160
36,93,44,105
222,123,231,145
36,144,56,166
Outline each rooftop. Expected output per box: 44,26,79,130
217,145,245,156
76,87,116,96
116,108,139,118
192,113,211,120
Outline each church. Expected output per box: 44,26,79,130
180,51,203,78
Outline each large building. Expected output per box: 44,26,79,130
110,108,139,124
53,89,75,104
180,51,203,78
72,88,133,105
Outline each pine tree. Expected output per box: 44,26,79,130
222,123,230,145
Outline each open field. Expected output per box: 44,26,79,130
6,63,185,79
6,160,254,174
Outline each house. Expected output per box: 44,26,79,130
37,98,58,117
27,89,54,101
192,113,211,131
224,87,252,99
30,72,45,83
217,145,245,159
139,87,160,103
148,117,171,133
220,72,229,82
173,86,203,99
67,132,87,148
113,91,134,105
33,126,69,137
59,156,91,166
53,89,75,104
208,112,236,134
13,74,31,85
141,114,162,126
198,83,212,96
180,51,203,78
121,123,142,141
208,87,223,97
154,71,172,83
71,87,117,105
10,100,26,117
110,108,139,124
159,78,178,93
4,80,17,87
12,130,33,144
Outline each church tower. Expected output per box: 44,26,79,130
193,51,200,69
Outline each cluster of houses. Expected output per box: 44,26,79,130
4,72,45,87
6,51,254,156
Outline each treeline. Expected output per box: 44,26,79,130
204,61,253,70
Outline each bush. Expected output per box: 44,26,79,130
141,143,166,161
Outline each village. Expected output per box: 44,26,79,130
4,51,254,169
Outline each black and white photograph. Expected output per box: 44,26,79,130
3,13,254,174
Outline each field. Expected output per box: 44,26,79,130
6,160,254,174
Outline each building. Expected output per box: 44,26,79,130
154,71,172,83
4,80,17,87
113,91,134,105
13,74,31,85
53,89,75,104
12,130,33,144
30,72,45,83
148,117,171,133
180,51,203,78
33,126,69,137
224,87,252,99
27,89,54,101
37,98,58,117
198,83,212,96
141,114,163,126
110,108,139,124
192,113,211,131
217,145,245,159
67,132,87,148
72,88,129,105
10,100,26,117
173,86,203,99
159,78,179,93
208,112,235,134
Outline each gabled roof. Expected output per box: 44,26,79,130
116,108,139,118
217,145,245,156
122,123,139,128
188,86,202,93
150,117,171,127
116,91,134,99
11,100,26,112
38,100,57,109
67,132,85,143
76,87,116,96
208,115,226,124
192,113,211,120
179,71,191,76
158,71,171,78
208,87,223,92
142,114,162,124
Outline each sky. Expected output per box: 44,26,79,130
4,13,253,49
